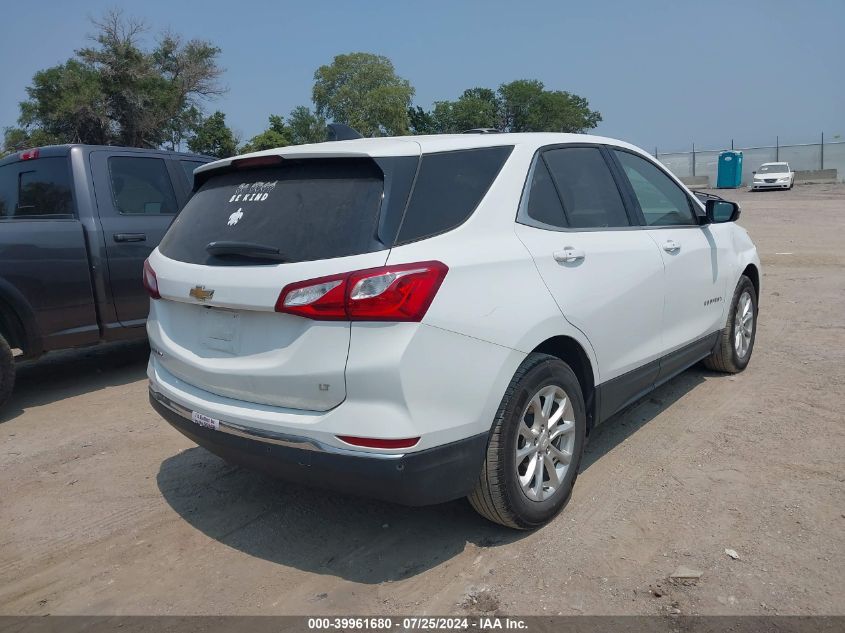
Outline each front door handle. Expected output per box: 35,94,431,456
553,247,586,264
662,240,681,253
114,233,147,243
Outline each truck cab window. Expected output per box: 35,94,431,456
109,157,178,215
180,160,205,190
8,158,73,219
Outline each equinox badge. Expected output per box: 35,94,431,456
189,286,214,301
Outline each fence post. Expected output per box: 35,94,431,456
692,142,696,177
776,136,779,161
655,147,658,159
731,139,734,150
821,132,824,170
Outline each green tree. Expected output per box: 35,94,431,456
240,114,290,154
498,79,601,133
187,111,238,158
407,106,437,135
431,87,500,133
286,106,326,145
410,79,601,136
4,9,224,152
312,53,414,136
10,59,111,148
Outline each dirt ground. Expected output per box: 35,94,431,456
1,184,843,616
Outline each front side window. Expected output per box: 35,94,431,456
614,150,696,226
109,157,178,215
543,148,629,229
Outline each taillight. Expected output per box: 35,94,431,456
143,259,160,299
20,148,40,160
275,261,448,322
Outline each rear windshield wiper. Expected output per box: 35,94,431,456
206,241,287,262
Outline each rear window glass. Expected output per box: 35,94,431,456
0,157,73,219
396,146,513,243
159,159,388,265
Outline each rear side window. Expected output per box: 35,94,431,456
109,156,179,215
543,148,629,228
525,158,566,228
396,146,513,243
0,157,73,219
159,159,388,265
614,150,696,226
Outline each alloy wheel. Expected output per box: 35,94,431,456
515,385,577,502
734,290,754,358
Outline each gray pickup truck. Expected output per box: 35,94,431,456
0,145,211,408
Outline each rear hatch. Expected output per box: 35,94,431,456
149,152,419,411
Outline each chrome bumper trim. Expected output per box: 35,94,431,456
149,388,405,460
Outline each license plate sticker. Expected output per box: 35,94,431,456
191,411,220,431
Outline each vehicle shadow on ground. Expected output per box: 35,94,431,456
581,367,710,470
0,340,149,424
157,364,715,584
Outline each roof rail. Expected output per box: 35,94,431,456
463,128,501,134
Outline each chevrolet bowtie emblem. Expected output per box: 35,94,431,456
189,286,214,301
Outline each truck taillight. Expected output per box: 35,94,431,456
143,259,160,299
275,261,448,322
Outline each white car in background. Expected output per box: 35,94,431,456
145,133,760,529
751,162,794,190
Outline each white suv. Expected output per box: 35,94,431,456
145,133,760,529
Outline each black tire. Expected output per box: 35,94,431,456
0,333,15,410
468,353,587,530
703,275,758,373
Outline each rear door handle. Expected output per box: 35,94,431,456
553,247,586,264
114,233,147,243
662,240,681,253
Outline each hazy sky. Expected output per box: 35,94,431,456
2,0,842,152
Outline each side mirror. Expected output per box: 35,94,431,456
706,199,741,223
752,171,756,175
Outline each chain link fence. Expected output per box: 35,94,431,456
654,135,844,186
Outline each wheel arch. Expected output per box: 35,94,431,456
0,279,42,358
742,263,760,305
530,335,597,431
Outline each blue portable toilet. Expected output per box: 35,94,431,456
717,151,743,188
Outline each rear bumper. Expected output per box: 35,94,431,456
151,390,488,506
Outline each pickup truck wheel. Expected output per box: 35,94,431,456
703,275,757,374
0,333,15,410
468,353,586,530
